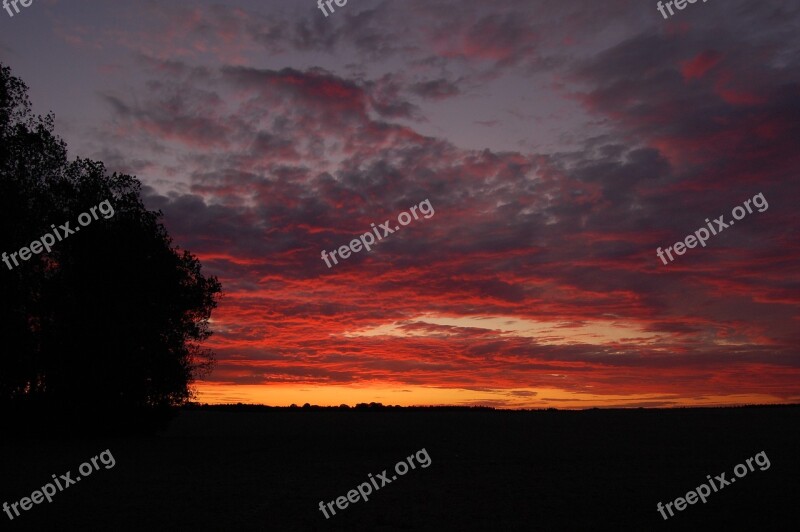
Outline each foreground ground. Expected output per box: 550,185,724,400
1,405,798,531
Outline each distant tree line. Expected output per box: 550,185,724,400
183,402,498,412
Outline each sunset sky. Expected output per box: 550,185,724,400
2,0,799,408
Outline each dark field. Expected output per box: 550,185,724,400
2,405,798,531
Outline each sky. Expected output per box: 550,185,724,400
2,0,799,408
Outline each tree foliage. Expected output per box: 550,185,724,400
0,64,222,434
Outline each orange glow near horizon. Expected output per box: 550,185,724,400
193,383,796,409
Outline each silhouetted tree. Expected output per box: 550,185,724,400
354,402,386,410
0,64,222,434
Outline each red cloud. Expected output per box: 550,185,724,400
680,51,723,80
